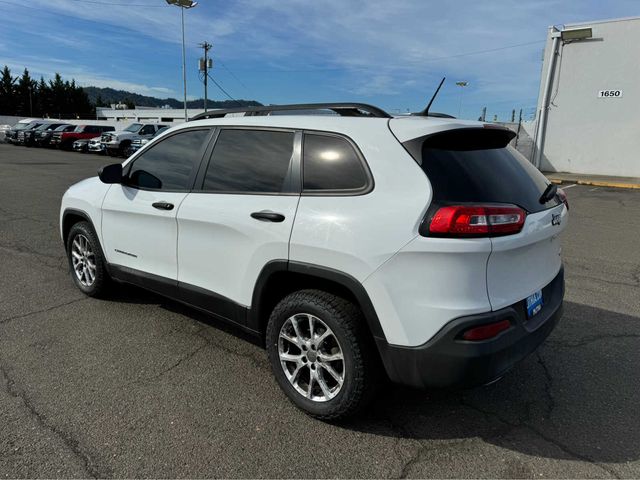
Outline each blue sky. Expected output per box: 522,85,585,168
1,0,638,120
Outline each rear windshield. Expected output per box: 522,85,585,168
404,128,561,213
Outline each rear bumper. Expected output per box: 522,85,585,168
377,266,564,389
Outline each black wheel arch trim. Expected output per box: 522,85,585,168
249,260,387,342
62,208,98,249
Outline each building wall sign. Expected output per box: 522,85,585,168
597,90,623,98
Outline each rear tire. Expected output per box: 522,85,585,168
265,289,378,420
66,221,110,297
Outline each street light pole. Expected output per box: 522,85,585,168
180,6,187,121
455,81,468,118
166,0,198,122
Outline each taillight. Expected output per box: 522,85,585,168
428,204,526,237
461,319,512,341
556,188,569,210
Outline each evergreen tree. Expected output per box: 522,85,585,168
15,68,36,116
0,65,16,115
49,73,66,118
35,77,50,117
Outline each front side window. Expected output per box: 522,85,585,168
303,133,369,192
140,125,155,135
125,129,210,190
202,129,295,193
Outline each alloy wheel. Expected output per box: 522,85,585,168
71,234,96,287
278,313,345,402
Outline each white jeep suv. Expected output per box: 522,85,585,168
60,103,568,419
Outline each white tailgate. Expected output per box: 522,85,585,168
487,204,567,310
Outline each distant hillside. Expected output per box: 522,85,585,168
83,86,261,109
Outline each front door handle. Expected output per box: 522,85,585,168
152,201,174,211
251,211,285,223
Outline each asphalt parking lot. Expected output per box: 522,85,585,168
1,142,639,479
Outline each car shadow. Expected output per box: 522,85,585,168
105,285,640,464
346,301,640,464
105,282,263,347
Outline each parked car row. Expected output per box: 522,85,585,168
4,119,169,157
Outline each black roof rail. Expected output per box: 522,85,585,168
189,102,392,121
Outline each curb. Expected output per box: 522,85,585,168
548,178,640,190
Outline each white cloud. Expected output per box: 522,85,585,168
7,0,640,110
3,56,179,98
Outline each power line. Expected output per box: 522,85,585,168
218,60,250,92
207,73,242,106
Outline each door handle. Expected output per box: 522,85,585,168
251,211,285,222
152,201,174,211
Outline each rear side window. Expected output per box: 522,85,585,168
203,129,295,193
126,129,210,190
406,128,561,213
303,133,369,192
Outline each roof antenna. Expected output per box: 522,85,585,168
417,77,446,116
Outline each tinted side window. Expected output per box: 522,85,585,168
126,129,210,190
303,134,368,191
203,129,294,193
140,125,155,135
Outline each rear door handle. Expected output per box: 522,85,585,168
152,201,174,211
251,211,285,223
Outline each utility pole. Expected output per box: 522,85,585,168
199,42,213,112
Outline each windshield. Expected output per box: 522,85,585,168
54,125,71,132
124,123,143,132
34,124,51,131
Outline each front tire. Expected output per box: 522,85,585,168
265,289,378,420
66,222,110,297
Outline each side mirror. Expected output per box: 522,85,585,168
98,163,123,184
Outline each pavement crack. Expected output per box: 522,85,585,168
130,338,209,385
0,363,109,478
0,244,66,271
0,297,87,325
194,329,269,373
536,351,556,419
548,333,640,349
460,400,620,478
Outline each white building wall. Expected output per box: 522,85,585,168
535,17,640,177
95,107,209,124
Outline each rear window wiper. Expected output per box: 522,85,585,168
539,183,558,204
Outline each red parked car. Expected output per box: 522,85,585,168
50,125,115,150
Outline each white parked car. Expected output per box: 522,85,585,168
0,124,11,142
60,103,568,419
101,122,167,157
88,137,105,154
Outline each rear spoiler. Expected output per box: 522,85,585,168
402,126,517,164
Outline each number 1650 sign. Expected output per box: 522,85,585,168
598,90,622,98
